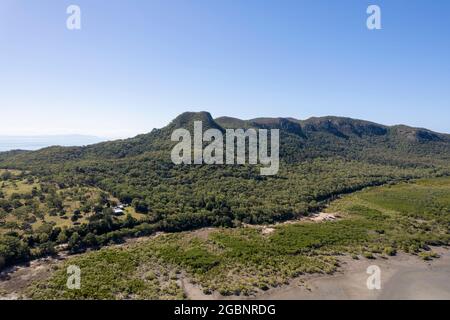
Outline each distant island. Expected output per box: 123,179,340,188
0,135,106,152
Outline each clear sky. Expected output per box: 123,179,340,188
1,0,449,138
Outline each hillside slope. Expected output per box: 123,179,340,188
1,112,450,271
1,112,449,225
1,111,450,168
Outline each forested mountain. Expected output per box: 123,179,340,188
2,111,450,166
1,112,449,269
1,111,450,217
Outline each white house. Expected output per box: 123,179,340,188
113,208,124,215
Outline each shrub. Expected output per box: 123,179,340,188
418,251,439,261
383,247,397,256
363,252,375,259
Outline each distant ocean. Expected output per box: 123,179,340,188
0,135,105,152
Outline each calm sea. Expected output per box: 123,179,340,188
0,136,105,152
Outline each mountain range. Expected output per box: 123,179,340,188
1,111,449,167
1,111,449,225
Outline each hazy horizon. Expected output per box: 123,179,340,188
0,134,108,152
2,111,450,138
1,111,449,152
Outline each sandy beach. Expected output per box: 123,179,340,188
255,247,450,300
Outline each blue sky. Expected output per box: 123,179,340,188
1,0,449,137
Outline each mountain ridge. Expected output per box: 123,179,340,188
0,111,449,168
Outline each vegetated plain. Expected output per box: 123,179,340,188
1,112,450,299
26,176,450,299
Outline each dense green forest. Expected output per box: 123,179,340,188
1,112,450,270
27,177,450,299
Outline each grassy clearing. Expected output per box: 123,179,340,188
0,171,154,236
121,206,147,221
1,179,39,198
0,169,22,176
27,177,450,299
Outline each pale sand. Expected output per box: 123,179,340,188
254,247,450,300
